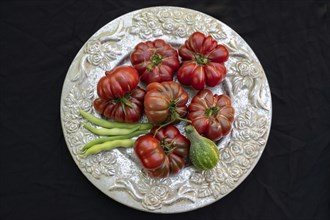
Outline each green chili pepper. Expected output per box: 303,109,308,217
82,139,135,157
82,130,149,151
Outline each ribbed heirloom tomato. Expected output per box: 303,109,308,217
177,32,229,90
187,89,235,141
143,81,189,125
130,39,180,84
93,66,145,123
134,125,190,178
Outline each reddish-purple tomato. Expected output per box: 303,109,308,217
134,125,190,178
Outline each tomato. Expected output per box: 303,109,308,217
134,125,190,178
177,32,229,90
130,39,180,85
187,89,235,141
93,66,145,123
144,81,189,125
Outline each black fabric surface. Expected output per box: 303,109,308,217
0,0,329,219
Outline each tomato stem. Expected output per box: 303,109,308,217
151,53,162,66
153,121,173,137
205,106,220,117
120,95,134,108
153,98,191,136
175,116,191,123
153,116,191,137
195,54,209,65
117,94,134,116
162,140,177,155
147,53,162,71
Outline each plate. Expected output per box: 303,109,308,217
60,6,272,213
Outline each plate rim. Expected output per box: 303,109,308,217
60,6,273,213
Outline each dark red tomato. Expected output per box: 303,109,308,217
134,125,190,178
177,32,229,90
130,39,180,85
188,89,235,141
134,135,168,177
144,81,189,125
93,66,145,123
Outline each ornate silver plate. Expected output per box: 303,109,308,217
60,6,272,213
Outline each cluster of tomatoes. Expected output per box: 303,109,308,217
93,32,235,177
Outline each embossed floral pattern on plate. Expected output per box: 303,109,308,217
60,6,272,213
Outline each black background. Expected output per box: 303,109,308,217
0,0,329,219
